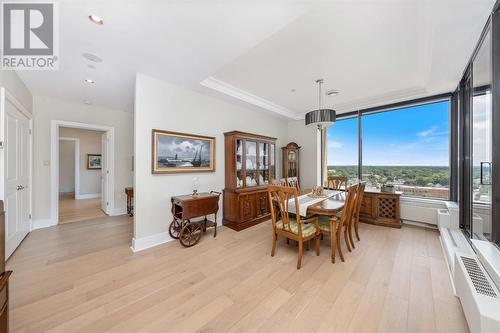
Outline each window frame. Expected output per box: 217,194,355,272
325,94,456,201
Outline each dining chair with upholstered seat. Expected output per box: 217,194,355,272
286,177,300,192
318,183,358,263
268,185,320,269
349,182,366,247
325,176,348,191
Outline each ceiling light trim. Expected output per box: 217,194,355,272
200,77,300,120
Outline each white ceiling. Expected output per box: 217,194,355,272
16,0,496,118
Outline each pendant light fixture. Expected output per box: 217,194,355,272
305,79,336,128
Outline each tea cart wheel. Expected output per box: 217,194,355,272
168,219,183,239
179,223,203,247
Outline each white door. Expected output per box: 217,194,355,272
101,132,108,214
4,98,31,259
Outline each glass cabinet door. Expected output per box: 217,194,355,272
245,141,257,187
270,144,276,180
236,139,243,188
258,142,269,185
287,150,297,177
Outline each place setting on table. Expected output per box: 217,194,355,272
289,186,345,217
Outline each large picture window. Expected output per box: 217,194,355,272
362,101,450,199
326,99,451,200
326,117,358,182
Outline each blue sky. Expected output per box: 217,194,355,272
327,101,450,166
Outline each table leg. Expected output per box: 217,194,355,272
214,213,217,238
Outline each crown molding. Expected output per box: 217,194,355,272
326,86,429,114
200,76,301,120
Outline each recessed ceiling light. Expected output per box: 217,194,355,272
84,79,95,84
290,89,296,93
83,53,102,63
326,89,339,96
83,100,92,105
88,14,104,25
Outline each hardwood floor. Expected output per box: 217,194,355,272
6,215,469,332
59,193,106,224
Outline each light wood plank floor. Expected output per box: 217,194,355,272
7,215,469,332
59,193,106,224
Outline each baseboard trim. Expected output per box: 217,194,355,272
32,219,57,230
110,208,127,216
131,232,173,252
75,193,101,200
402,219,438,229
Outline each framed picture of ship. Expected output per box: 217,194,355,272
152,129,216,174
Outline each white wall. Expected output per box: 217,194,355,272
287,120,321,190
0,71,32,113
59,127,104,196
59,140,75,193
32,96,133,223
133,74,289,249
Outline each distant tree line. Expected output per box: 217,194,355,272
327,165,450,187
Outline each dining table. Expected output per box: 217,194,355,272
291,189,346,218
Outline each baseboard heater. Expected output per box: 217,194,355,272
454,253,500,333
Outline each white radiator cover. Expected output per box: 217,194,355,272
400,199,445,225
454,253,500,333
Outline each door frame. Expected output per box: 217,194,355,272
0,87,34,231
58,137,80,198
50,120,115,224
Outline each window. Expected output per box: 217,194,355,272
326,117,358,183
362,101,450,199
325,99,451,200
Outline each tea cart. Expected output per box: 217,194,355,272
169,191,221,247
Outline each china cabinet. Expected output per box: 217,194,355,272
282,142,301,186
223,131,277,231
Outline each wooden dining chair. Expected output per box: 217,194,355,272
318,183,358,263
268,185,320,269
271,178,287,186
286,177,300,192
350,182,366,245
325,176,348,191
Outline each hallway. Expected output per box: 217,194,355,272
59,193,106,224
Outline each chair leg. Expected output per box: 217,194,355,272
287,238,290,245
337,224,345,262
316,235,320,256
348,220,355,249
354,218,360,241
271,233,277,257
297,240,303,269
330,228,336,263
306,240,310,251
344,225,352,253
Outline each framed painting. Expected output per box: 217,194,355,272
87,154,102,170
152,129,216,174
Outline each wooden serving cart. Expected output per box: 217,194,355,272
169,191,221,247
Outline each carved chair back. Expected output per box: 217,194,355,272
268,185,305,238
353,182,366,220
326,176,348,191
286,177,300,192
340,183,359,227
